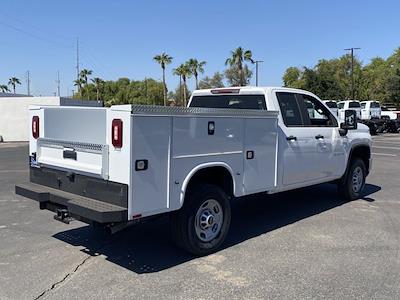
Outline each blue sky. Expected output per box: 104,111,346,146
0,0,399,96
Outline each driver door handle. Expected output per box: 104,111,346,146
315,134,324,139
286,135,297,141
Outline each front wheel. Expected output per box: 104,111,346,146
170,184,231,256
338,158,366,201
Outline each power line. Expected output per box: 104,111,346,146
344,47,361,99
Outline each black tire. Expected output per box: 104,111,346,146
170,184,231,256
338,158,366,201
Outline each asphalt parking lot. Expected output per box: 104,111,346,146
1,136,400,300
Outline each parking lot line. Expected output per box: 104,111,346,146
372,145,400,150
372,152,397,157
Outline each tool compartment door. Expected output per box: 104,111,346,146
243,117,278,193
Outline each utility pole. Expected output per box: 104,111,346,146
344,47,361,99
56,70,61,96
26,70,31,95
76,37,80,88
254,60,264,86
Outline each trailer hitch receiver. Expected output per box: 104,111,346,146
54,208,74,224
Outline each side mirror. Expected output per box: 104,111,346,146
341,110,357,130
339,110,357,136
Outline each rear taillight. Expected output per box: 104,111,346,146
32,116,39,139
396,113,400,120
112,119,123,148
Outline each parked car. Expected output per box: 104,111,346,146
323,100,339,117
338,100,362,121
16,87,372,255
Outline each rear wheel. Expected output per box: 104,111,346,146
171,184,231,256
338,158,366,201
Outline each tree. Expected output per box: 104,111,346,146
153,52,173,106
79,69,93,85
73,78,85,96
91,77,104,100
225,47,254,86
8,77,21,94
173,63,192,106
73,77,164,107
0,84,10,93
283,67,302,88
225,65,252,87
198,72,225,89
187,58,206,89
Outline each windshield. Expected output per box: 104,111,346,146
325,101,337,108
190,94,267,110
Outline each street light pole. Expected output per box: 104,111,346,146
344,47,361,99
254,60,264,86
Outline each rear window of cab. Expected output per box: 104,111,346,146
190,94,267,110
349,101,361,108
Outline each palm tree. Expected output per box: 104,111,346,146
73,78,85,96
0,84,10,93
79,69,93,85
187,58,206,89
91,77,104,100
153,53,173,106
8,77,21,94
225,47,254,86
173,63,192,106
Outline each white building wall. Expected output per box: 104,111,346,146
0,97,60,142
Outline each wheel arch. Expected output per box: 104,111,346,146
180,162,236,206
347,144,371,176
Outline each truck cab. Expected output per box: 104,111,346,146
338,100,362,121
360,100,381,120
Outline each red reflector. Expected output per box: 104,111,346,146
32,116,39,139
112,119,123,148
396,113,400,119
210,88,240,94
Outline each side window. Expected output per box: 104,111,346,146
361,103,366,109
337,102,344,109
299,95,338,127
276,92,303,126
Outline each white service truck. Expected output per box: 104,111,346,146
16,87,372,255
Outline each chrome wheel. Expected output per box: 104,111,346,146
352,166,364,193
195,199,223,242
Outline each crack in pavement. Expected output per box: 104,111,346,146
33,236,117,300
33,254,93,300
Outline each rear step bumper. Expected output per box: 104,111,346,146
16,182,128,224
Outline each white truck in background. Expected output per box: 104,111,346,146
360,101,381,120
338,100,362,120
323,100,339,117
16,87,372,255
